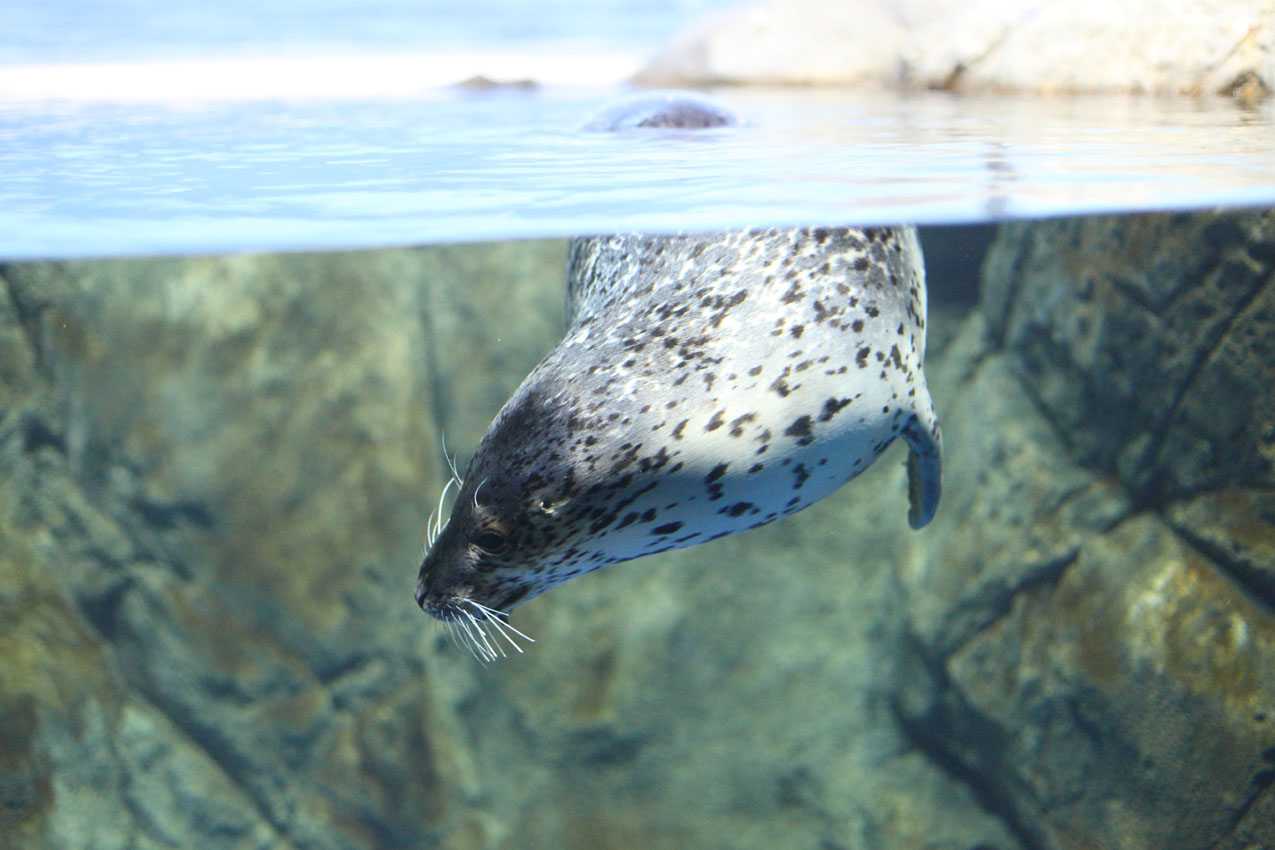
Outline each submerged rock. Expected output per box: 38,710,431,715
894,210,1275,850
0,247,563,849
981,212,1275,561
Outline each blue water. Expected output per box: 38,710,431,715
3,89,1274,260
0,0,734,62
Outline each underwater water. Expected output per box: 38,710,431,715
3,7,1275,846
3,209,1274,850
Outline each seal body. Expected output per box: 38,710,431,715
414,226,942,626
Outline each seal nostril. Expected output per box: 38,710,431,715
414,581,427,609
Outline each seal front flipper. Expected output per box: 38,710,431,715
902,400,942,530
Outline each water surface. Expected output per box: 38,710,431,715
2,87,1273,260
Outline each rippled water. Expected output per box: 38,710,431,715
2,85,1274,260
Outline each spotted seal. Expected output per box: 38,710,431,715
414,225,942,659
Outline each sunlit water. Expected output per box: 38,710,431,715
2,86,1274,260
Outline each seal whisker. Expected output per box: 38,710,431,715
488,620,524,653
427,477,457,549
449,620,467,654
462,609,503,660
479,621,506,660
467,600,535,646
465,600,532,653
455,614,493,662
442,619,461,653
441,431,465,489
431,482,449,542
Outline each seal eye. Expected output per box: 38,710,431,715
473,530,508,554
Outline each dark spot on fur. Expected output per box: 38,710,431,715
614,511,640,530
819,397,853,421
706,409,726,432
708,290,747,328
729,413,757,438
784,415,815,446
705,463,729,484
651,521,683,535
856,346,871,368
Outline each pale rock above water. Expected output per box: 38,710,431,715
635,0,1274,98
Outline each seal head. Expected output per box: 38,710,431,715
579,90,742,131
415,226,942,630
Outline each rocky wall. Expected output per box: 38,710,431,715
893,210,1275,850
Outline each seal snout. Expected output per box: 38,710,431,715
414,567,458,622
